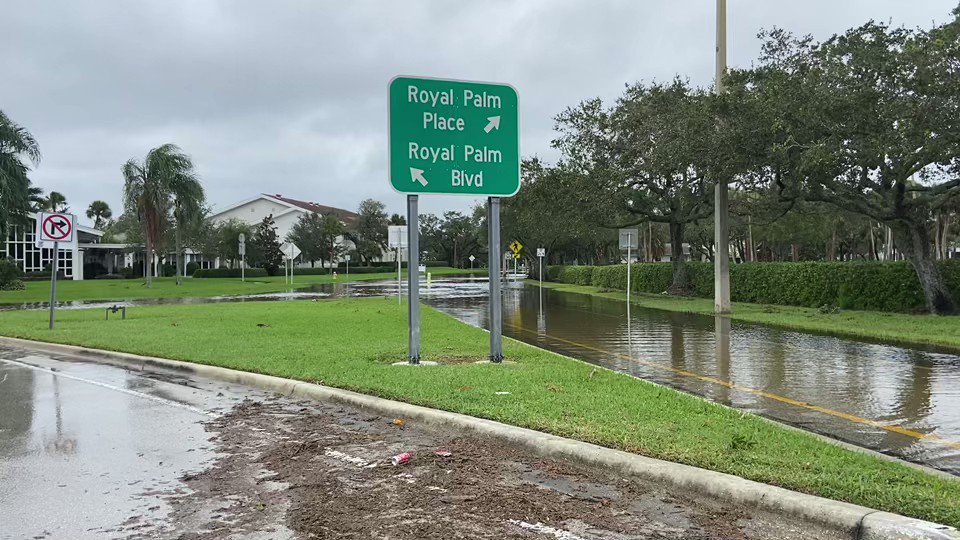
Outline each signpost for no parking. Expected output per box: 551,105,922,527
389,75,519,364
36,212,76,330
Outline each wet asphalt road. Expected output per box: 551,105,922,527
0,343,841,539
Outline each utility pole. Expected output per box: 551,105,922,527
713,0,732,314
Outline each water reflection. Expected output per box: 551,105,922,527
413,279,960,474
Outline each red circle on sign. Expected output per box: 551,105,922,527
42,214,72,241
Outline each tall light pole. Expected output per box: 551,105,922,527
714,0,732,314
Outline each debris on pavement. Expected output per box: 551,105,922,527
434,448,452,457
391,452,413,466
392,417,406,427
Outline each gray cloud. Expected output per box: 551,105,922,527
3,0,955,223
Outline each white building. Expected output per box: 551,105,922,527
210,193,359,267
1,214,106,280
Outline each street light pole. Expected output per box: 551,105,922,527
714,0,731,314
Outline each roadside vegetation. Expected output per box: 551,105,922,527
0,267,482,304
0,298,957,526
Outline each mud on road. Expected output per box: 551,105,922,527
145,397,838,540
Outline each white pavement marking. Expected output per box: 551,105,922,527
1,358,217,418
508,520,588,540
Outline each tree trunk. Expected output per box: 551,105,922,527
145,236,153,289
175,222,183,286
667,221,690,295
827,225,837,261
791,244,799,262
892,221,957,315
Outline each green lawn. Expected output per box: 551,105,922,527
535,280,960,352
0,267,481,304
0,298,957,526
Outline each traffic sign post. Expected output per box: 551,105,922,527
36,213,75,330
389,76,519,363
407,195,420,364
280,242,301,285
238,233,246,282
619,229,639,321
536,247,545,288
488,197,503,362
388,225,407,305
468,254,475,271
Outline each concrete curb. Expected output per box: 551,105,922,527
3,336,957,540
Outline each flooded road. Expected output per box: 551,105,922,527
350,277,960,475
2,276,959,475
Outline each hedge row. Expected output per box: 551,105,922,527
545,260,960,313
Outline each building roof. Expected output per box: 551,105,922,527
210,193,359,225
262,194,359,224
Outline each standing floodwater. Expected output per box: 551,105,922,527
2,276,958,474
351,277,960,475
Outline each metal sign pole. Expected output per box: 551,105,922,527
407,195,420,364
241,255,245,282
48,241,58,330
397,246,401,305
488,197,503,362
627,232,632,308
539,253,543,288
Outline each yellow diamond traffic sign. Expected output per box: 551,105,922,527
509,240,523,254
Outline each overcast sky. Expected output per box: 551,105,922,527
3,1,956,225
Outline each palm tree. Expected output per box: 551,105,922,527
0,110,41,238
122,144,199,288
45,191,67,212
85,200,112,230
169,168,204,285
28,186,45,211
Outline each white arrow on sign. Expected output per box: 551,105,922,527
484,115,501,133
410,167,428,187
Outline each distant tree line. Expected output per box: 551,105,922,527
512,6,960,314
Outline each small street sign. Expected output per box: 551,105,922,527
513,253,520,260
238,233,246,256
509,240,523,254
468,254,475,262
387,225,408,248
280,242,301,260
536,247,545,258
618,228,639,250
389,76,519,196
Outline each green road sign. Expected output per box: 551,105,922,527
389,76,519,196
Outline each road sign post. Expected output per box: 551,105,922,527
536,247,545,288
238,233,246,282
488,197,503,362
36,213,75,330
279,242,301,286
390,75,519,363
468,254,475,272
619,229,638,321
388,225,407,305
407,195,420,364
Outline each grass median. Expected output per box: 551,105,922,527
0,267,481,304
534,280,960,352
0,297,957,526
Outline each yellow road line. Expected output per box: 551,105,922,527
504,322,960,451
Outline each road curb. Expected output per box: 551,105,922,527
2,336,957,540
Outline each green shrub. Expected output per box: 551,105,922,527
193,268,269,278
186,262,200,275
0,258,25,290
545,261,960,313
